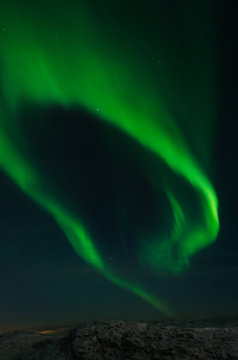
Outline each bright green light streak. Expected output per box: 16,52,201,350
0,105,172,315
0,0,219,313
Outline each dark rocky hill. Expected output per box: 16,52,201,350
0,320,238,359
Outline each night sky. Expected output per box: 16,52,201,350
0,0,237,329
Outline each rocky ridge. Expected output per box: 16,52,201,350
0,320,237,359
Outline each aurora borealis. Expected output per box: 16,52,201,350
0,0,237,326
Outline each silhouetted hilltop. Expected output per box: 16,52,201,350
0,320,238,359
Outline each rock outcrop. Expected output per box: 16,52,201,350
72,320,238,360
0,320,238,359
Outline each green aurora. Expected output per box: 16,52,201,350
0,0,219,316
